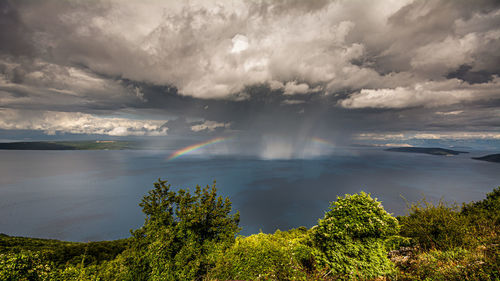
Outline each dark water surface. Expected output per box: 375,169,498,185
0,148,498,241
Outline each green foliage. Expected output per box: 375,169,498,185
384,235,412,251
463,186,500,221
395,188,500,280
52,253,131,281
314,192,399,241
462,187,500,241
0,252,55,281
460,187,500,279
395,247,498,281
209,227,314,280
99,255,131,280
398,198,470,250
0,234,128,269
311,192,399,280
128,179,240,281
3,181,499,281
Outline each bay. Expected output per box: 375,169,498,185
0,147,498,241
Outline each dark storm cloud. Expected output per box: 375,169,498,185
0,0,33,56
362,0,500,74
447,64,494,84
0,0,499,142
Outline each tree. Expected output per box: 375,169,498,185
127,179,240,280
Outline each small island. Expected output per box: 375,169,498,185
385,147,468,156
472,154,500,163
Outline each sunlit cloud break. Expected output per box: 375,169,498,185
167,137,233,161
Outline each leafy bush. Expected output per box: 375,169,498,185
398,198,470,250
311,192,399,280
462,187,500,244
0,234,128,269
395,247,497,281
46,253,130,281
209,227,314,280
0,252,55,281
127,179,240,281
462,186,500,224
384,235,412,251
395,188,500,280
460,187,500,279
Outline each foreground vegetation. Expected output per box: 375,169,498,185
1,180,499,280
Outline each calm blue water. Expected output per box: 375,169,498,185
0,147,498,241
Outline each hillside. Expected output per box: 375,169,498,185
1,180,498,281
0,142,76,150
0,141,137,150
0,234,128,269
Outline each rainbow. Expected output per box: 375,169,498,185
311,137,335,146
167,137,231,161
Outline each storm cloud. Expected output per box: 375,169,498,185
0,0,499,150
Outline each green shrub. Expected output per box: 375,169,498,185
0,234,128,269
311,192,399,280
462,187,500,246
384,235,413,251
0,252,55,281
462,186,500,224
395,247,497,281
209,227,314,280
128,179,240,281
399,198,470,250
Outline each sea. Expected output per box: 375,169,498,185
0,147,498,241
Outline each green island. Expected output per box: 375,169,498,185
472,154,500,163
385,147,469,156
1,180,499,281
0,141,139,150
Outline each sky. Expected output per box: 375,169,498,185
1,0,500,154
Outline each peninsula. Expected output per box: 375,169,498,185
472,154,500,163
385,147,468,156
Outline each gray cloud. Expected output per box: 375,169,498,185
3,0,415,98
0,0,498,146
0,0,34,56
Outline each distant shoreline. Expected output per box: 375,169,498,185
0,141,138,150
472,153,500,163
385,147,468,156
385,146,500,163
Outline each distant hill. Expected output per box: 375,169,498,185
0,142,75,150
472,154,500,163
385,147,468,156
0,141,137,150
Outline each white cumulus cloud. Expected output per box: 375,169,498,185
339,78,500,109
0,109,168,136
190,120,230,132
